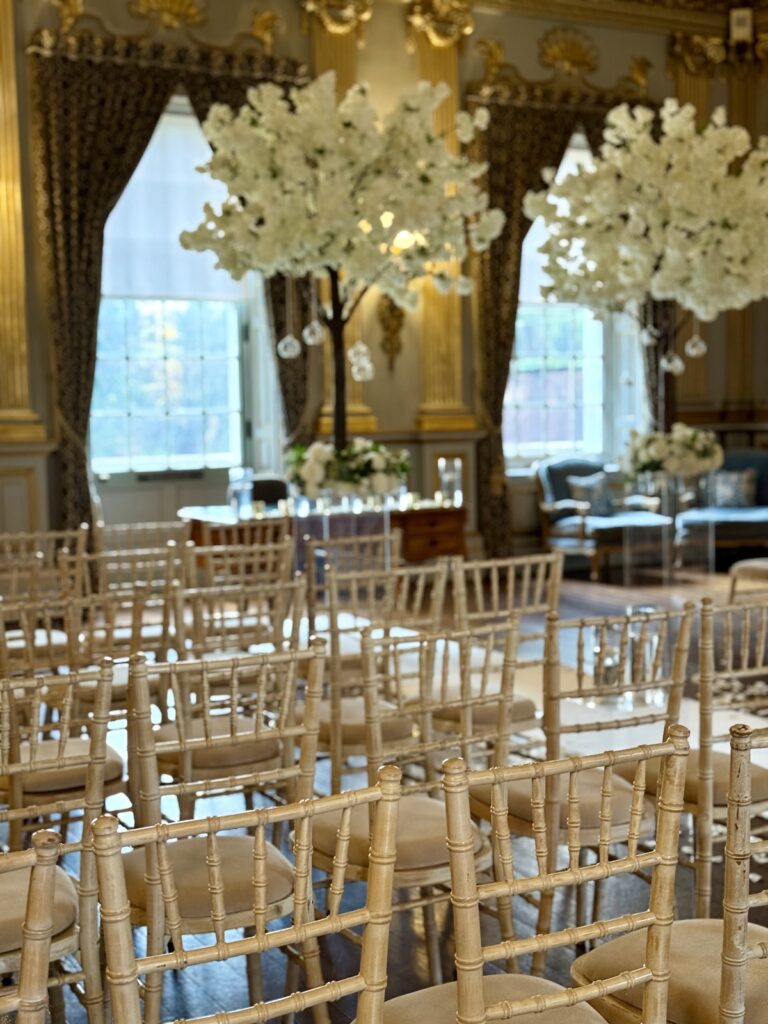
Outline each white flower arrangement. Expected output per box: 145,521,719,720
286,438,411,500
624,423,724,479
523,99,768,324
180,71,504,451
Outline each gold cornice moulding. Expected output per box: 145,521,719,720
49,0,85,33
407,0,474,49
471,36,650,103
301,0,373,42
669,29,768,77
473,0,729,35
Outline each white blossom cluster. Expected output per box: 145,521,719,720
523,99,768,322
624,422,724,478
286,437,410,499
181,72,505,313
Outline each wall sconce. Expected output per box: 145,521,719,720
377,294,405,372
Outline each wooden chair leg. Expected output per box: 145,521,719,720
49,984,66,1024
421,888,443,986
729,573,738,603
589,550,600,583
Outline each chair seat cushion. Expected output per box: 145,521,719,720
155,715,280,773
313,792,484,873
571,918,768,1024
6,628,68,651
471,768,643,834
433,694,538,728
730,558,768,579
2,738,124,794
316,697,414,746
123,836,293,920
615,749,768,807
381,972,605,1024
677,507,768,540
0,865,78,954
551,512,672,541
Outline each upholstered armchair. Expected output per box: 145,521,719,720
536,457,673,581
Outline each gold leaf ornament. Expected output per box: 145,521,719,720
538,27,599,78
127,0,206,30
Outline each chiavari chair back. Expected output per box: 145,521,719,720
379,729,689,1024
0,830,64,1024
0,662,116,1023
172,575,306,659
183,537,293,589
0,550,45,603
199,515,291,547
93,767,400,1024
0,595,71,676
304,528,403,632
0,524,88,601
57,541,184,600
93,519,191,554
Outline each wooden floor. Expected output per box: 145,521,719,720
57,569,768,1023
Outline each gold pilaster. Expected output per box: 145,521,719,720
725,74,755,410
412,29,476,432
308,12,378,436
0,0,45,443
672,64,710,408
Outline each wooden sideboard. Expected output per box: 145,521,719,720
390,505,467,563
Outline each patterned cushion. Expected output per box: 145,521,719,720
713,468,757,508
566,472,614,517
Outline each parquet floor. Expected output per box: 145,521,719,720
56,570,768,1022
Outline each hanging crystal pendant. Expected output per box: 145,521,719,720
348,339,371,365
659,352,685,376
351,360,375,383
684,335,708,358
277,334,302,359
302,320,325,347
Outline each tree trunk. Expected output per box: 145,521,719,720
328,269,347,451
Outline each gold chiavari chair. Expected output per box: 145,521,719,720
127,642,324,821
0,595,71,676
172,575,306,659
571,723,768,1024
57,542,184,600
92,519,192,554
0,525,88,601
318,561,448,792
182,537,294,589
0,551,45,603
451,550,564,639
381,727,690,1024
0,663,117,1023
466,604,694,972
199,515,291,547
312,625,526,985
92,770,401,1024
0,830,65,1024
304,529,403,633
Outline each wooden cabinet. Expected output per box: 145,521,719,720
390,506,467,563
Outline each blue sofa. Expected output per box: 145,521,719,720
676,449,768,568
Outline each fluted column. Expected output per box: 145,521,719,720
671,63,710,409
0,0,45,442
410,25,475,432
307,5,378,436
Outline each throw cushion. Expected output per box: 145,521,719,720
713,468,757,508
566,472,614,517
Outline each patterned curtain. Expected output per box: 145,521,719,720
186,80,321,448
469,99,584,556
29,43,174,530
29,32,305,529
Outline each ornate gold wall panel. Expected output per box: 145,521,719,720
476,0,732,34
412,29,476,432
307,11,378,435
0,0,46,444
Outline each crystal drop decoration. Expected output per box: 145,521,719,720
302,320,325,347
659,352,685,376
351,360,374,383
640,327,658,347
348,339,371,365
684,335,708,358
277,334,302,359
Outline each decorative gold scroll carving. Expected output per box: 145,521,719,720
128,0,206,29
407,0,474,50
538,27,598,77
49,0,85,33
377,295,405,373
669,29,768,77
251,11,283,55
473,36,650,103
301,0,372,42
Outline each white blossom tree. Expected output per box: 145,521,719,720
523,99,768,371
182,71,504,450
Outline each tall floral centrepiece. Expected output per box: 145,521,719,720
523,100,768,374
181,71,504,452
